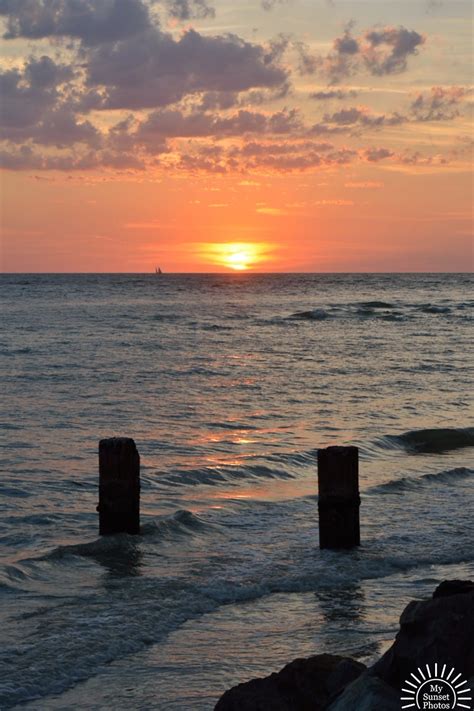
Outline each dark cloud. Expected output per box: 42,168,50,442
364,147,393,162
0,56,99,148
309,89,358,100
397,150,448,166
0,0,150,44
410,86,469,121
321,24,426,83
235,143,357,172
197,91,239,111
308,106,406,136
0,56,71,132
177,151,227,173
334,30,359,55
363,26,425,75
29,107,100,147
308,123,346,136
0,144,144,171
164,0,215,20
192,84,291,113
136,107,301,147
293,40,321,75
24,54,74,87
239,140,334,156
85,28,289,109
323,106,406,128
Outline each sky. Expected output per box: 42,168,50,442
0,0,472,272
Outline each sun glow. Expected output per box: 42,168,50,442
203,242,268,271
225,248,253,270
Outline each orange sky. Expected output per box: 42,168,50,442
0,0,472,272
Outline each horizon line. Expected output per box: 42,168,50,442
0,271,472,276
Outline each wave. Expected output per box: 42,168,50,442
206,421,259,430
289,309,331,320
286,300,466,323
419,304,451,314
159,463,294,487
360,301,395,308
370,467,473,494
379,427,474,454
48,511,216,561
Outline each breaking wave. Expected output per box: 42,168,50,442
379,427,474,454
370,467,473,494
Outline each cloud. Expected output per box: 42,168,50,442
261,0,290,10
24,54,74,87
334,28,359,56
0,56,72,134
28,107,100,148
85,28,289,109
397,150,449,166
309,89,358,100
308,106,406,136
177,152,227,173
323,106,406,128
135,107,302,148
293,40,321,75
364,147,393,162
363,26,425,75
197,91,239,111
231,142,357,172
0,0,151,44
410,86,469,121
320,24,426,83
164,0,215,20
0,56,99,148
239,140,333,156
0,144,144,171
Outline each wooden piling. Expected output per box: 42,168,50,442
98,437,140,535
317,446,360,549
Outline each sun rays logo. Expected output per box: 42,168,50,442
401,664,472,710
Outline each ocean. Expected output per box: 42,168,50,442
1,273,473,709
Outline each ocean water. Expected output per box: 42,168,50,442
0,273,473,710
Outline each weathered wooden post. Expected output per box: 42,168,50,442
317,446,360,549
98,437,140,535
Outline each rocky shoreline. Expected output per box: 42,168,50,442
215,580,474,710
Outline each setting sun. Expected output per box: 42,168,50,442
225,247,254,270
201,242,269,271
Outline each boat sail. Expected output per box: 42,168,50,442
155,266,163,275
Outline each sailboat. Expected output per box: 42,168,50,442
155,266,163,275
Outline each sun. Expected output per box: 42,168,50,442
206,242,263,271
225,248,253,271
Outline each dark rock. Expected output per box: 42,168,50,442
214,654,365,711
373,579,474,688
432,579,474,598
327,674,400,711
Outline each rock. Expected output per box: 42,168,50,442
327,674,400,711
214,654,365,711
432,579,474,598
372,578,474,688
